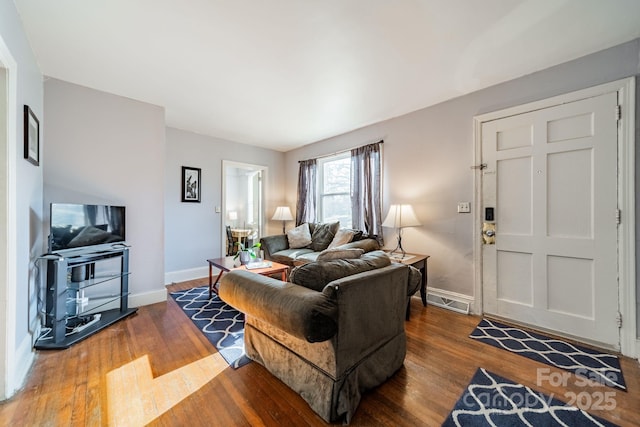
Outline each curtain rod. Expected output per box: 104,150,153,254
298,139,384,163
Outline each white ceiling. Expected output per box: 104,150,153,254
14,0,640,152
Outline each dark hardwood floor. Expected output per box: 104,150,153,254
1,277,639,426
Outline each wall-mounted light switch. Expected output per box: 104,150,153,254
457,202,471,213
215,206,221,213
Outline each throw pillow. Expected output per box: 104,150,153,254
350,230,364,241
287,223,312,249
310,221,340,252
327,228,355,249
317,247,364,261
289,250,391,292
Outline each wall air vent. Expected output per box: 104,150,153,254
426,292,470,315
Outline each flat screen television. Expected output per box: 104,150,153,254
49,203,126,253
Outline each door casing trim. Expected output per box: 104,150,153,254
0,36,19,399
472,77,636,357
221,160,268,257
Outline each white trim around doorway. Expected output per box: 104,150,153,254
221,160,268,258
472,77,636,358
0,37,20,399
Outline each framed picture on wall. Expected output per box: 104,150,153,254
181,166,201,202
24,105,39,166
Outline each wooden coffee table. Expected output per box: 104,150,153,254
206,257,289,298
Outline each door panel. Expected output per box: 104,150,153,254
497,251,533,305
547,149,592,238
482,92,619,348
497,157,532,235
547,255,593,318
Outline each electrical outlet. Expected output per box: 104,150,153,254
457,202,471,213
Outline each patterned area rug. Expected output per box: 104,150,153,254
443,368,618,426
470,318,626,391
170,286,251,369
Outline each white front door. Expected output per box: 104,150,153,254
481,91,620,348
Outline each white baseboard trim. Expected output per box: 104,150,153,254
10,333,36,398
129,288,168,308
164,266,209,285
425,287,474,314
636,339,640,362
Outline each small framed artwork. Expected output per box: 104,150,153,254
24,105,39,166
181,166,201,202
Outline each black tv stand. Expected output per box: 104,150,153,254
35,245,137,350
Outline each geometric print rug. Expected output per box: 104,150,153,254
170,286,251,369
442,368,618,426
470,318,626,391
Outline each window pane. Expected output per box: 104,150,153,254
322,194,352,228
322,157,350,194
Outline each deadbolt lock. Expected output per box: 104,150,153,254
482,222,496,245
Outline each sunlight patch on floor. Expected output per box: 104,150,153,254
106,353,228,425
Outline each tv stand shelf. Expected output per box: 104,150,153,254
35,246,137,350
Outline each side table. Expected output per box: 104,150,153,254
388,253,429,306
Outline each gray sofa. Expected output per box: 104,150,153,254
260,223,380,267
218,251,421,423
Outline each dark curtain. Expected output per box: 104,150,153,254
84,205,97,226
296,159,317,226
351,142,383,244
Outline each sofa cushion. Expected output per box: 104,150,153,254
327,228,355,249
337,238,380,253
310,221,340,252
272,248,315,265
295,252,320,264
289,250,391,292
293,247,366,265
317,247,364,261
287,223,312,249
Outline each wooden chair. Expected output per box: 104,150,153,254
226,226,235,256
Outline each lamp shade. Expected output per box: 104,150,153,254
272,206,294,221
382,204,421,228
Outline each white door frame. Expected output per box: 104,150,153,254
221,160,268,257
472,77,636,358
0,36,18,399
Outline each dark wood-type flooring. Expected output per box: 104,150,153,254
1,277,639,426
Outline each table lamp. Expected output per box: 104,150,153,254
382,204,421,259
272,206,294,234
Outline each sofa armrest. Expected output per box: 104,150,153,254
322,263,409,371
219,270,338,342
260,234,289,259
407,265,421,296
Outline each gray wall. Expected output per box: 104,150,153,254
164,127,286,281
0,0,44,399
285,39,640,316
44,78,166,306
636,72,640,337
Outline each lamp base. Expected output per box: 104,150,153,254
387,231,407,259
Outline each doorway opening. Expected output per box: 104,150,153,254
222,161,267,257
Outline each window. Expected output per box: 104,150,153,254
317,153,352,228
297,141,382,239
